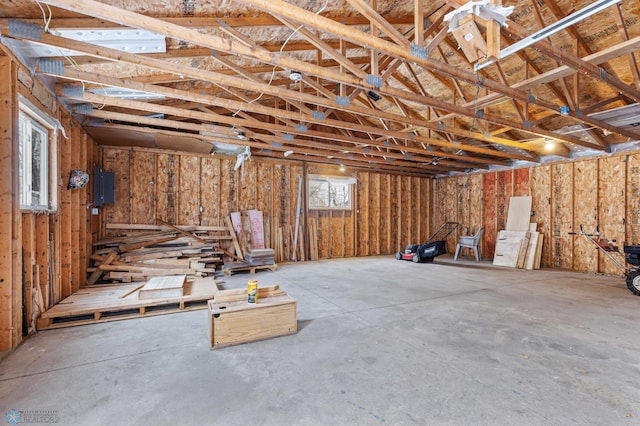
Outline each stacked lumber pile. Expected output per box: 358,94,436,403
223,210,279,275
88,223,241,284
244,248,275,266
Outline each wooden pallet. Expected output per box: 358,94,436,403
36,278,219,330
222,263,278,276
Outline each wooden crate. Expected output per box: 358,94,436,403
208,294,296,349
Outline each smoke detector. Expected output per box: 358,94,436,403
289,71,302,82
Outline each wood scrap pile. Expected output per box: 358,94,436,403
88,223,242,284
223,210,278,275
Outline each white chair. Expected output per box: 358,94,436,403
454,227,484,262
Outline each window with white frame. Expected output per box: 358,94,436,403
18,101,56,210
308,175,356,210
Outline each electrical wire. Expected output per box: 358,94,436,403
230,0,330,117
34,1,53,33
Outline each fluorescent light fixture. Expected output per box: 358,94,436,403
87,87,165,101
27,29,166,57
476,0,621,71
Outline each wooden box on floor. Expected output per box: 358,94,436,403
207,294,297,349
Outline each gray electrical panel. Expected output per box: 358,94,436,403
93,166,116,206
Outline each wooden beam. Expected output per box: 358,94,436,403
24,31,550,150
0,57,15,351
345,0,409,46
486,0,501,60
437,35,640,119
414,0,425,46
36,0,608,143
0,15,416,30
614,3,640,90
68,93,533,161
47,65,556,155
276,17,367,78
87,108,507,168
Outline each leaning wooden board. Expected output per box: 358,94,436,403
208,294,296,349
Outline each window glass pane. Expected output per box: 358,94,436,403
32,128,42,205
330,182,351,208
309,179,330,208
18,115,26,206
18,110,50,209
309,176,353,210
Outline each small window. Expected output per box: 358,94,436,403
308,175,355,210
19,104,56,210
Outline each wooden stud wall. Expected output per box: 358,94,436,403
483,173,497,258
572,160,598,272
439,153,640,275
100,148,432,261
0,56,16,351
628,155,640,245
530,165,552,267
598,156,626,276
0,55,93,351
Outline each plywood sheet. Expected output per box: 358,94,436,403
505,196,532,232
410,176,421,245
572,160,598,272
402,176,413,250
530,165,551,268
221,158,238,221
104,149,131,225
493,231,526,267
627,153,640,245
496,170,513,231
139,275,186,300
551,163,574,270
598,156,626,275
178,156,201,225
155,153,177,224
357,172,369,256
483,172,497,258
256,163,273,219
344,210,355,257
317,210,330,259
432,179,444,231
200,157,221,226
419,177,431,245
513,168,530,196
458,175,470,237
239,159,257,211
130,150,156,224
524,231,539,270
444,177,457,252
331,212,345,258
390,175,401,253
369,174,380,254
379,174,391,254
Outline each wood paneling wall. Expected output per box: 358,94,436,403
438,154,640,275
99,148,433,261
0,54,93,351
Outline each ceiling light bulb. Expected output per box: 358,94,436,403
339,164,345,171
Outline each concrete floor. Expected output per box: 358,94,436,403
1,255,639,425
